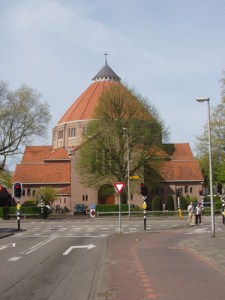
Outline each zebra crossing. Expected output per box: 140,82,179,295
14,222,142,237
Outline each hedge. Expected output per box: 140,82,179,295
0,206,49,219
96,204,128,212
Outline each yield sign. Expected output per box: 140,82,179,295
114,182,126,194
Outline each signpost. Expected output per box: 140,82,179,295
90,203,96,218
114,182,126,234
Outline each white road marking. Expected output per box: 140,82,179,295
63,244,96,255
0,243,16,251
8,257,21,262
20,236,58,255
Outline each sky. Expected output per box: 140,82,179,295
1,0,225,166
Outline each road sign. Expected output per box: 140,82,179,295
130,175,140,180
114,182,126,194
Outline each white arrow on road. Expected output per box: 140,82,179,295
0,243,16,251
63,244,96,255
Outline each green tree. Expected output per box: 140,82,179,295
0,81,51,170
0,169,12,187
31,187,59,205
195,74,225,186
77,84,169,199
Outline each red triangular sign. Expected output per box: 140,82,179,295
114,182,126,194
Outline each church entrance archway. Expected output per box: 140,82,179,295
98,184,115,205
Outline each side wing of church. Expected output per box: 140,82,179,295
13,61,204,210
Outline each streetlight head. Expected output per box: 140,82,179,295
196,97,210,103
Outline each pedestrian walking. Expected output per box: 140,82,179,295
195,203,202,225
187,202,195,226
187,202,192,225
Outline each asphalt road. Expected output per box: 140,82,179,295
0,215,225,300
0,219,109,300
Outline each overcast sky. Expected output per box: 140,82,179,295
1,0,225,157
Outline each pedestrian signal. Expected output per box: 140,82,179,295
141,183,147,196
13,182,23,199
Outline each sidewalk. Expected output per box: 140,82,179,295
101,223,225,299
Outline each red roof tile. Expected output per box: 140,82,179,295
58,81,120,124
45,147,70,161
60,186,71,195
152,160,204,182
170,143,194,160
22,146,52,163
13,163,70,184
21,146,70,163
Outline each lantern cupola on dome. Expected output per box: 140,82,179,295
92,54,121,82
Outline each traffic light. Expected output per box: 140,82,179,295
140,183,147,197
13,182,23,199
217,182,223,195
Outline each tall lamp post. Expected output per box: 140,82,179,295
123,128,131,220
196,97,215,236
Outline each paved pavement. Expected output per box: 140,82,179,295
98,216,225,300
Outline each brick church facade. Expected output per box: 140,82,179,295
13,61,204,210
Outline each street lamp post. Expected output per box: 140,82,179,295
123,128,131,220
196,97,215,236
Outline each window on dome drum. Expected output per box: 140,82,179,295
58,130,63,140
185,186,188,193
82,126,87,134
68,127,76,138
190,187,193,194
27,189,31,196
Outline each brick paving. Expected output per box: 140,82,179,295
104,224,225,300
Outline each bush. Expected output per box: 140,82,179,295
165,195,174,210
215,199,222,211
186,195,191,205
0,207,10,219
180,195,187,210
96,204,128,212
152,196,162,211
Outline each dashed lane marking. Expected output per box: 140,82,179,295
8,257,21,262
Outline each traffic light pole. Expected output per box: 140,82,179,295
13,182,23,231
16,199,21,231
143,197,147,230
222,196,225,225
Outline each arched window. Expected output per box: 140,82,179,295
27,189,31,196
185,186,188,193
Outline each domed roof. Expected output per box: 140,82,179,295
58,63,121,124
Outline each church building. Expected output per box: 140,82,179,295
13,60,204,210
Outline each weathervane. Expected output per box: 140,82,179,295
104,52,109,65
